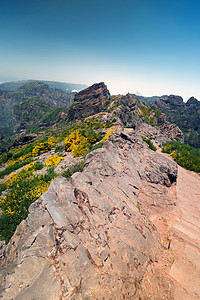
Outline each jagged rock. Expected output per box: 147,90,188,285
153,94,200,148
157,95,184,107
117,95,142,128
186,96,199,106
67,82,111,120
159,122,184,142
135,122,184,147
0,132,178,299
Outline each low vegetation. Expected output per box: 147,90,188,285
0,115,115,243
102,129,116,142
46,155,64,166
62,161,85,180
0,167,57,243
162,141,200,173
141,136,157,151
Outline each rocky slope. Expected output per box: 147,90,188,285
153,95,200,148
0,130,178,299
169,164,200,299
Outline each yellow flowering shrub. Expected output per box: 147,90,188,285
6,152,33,167
72,141,90,157
162,141,200,172
32,137,59,157
32,142,51,156
0,167,57,242
23,162,36,171
6,159,17,167
64,130,82,151
5,171,31,188
64,130,90,157
102,129,116,142
46,155,64,166
48,136,58,148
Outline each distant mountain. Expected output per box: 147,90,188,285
0,81,74,129
0,81,74,153
131,94,168,104
153,95,200,148
0,80,87,93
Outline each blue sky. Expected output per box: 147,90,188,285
0,0,200,100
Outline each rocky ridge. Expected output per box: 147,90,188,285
0,131,178,299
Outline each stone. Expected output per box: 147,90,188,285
67,82,111,120
0,131,178,299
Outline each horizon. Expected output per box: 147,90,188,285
1,0,200,101
0,78,196,102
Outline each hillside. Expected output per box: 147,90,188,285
153,95,200,148
0,81,76,153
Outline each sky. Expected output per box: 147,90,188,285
0,0,200,100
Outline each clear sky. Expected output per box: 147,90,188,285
0,0,200,100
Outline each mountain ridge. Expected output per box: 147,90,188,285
0,80,87,92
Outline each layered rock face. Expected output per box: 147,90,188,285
0,132,177,299
67,82,111,120
155,95,184,108
116,94,143,129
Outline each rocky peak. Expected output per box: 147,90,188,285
74,82,109,98
160,95,184,106
67,82,111,120
118,93,137,107
186,96,199,106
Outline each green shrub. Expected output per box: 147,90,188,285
62,161,84,180
0,183,7,196
87,141,105,154
55,145,65,153
162,141,200,172
0,158,33,179
141,136,157,151
0,152,12,166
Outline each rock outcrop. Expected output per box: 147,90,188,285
115,94,143,129
135,122,184,147
155,95,184,107
67,82,111,121
0,131,177,299
154,95,200,148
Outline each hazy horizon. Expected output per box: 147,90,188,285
1,0,200,101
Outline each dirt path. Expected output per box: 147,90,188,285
168,165,200,299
